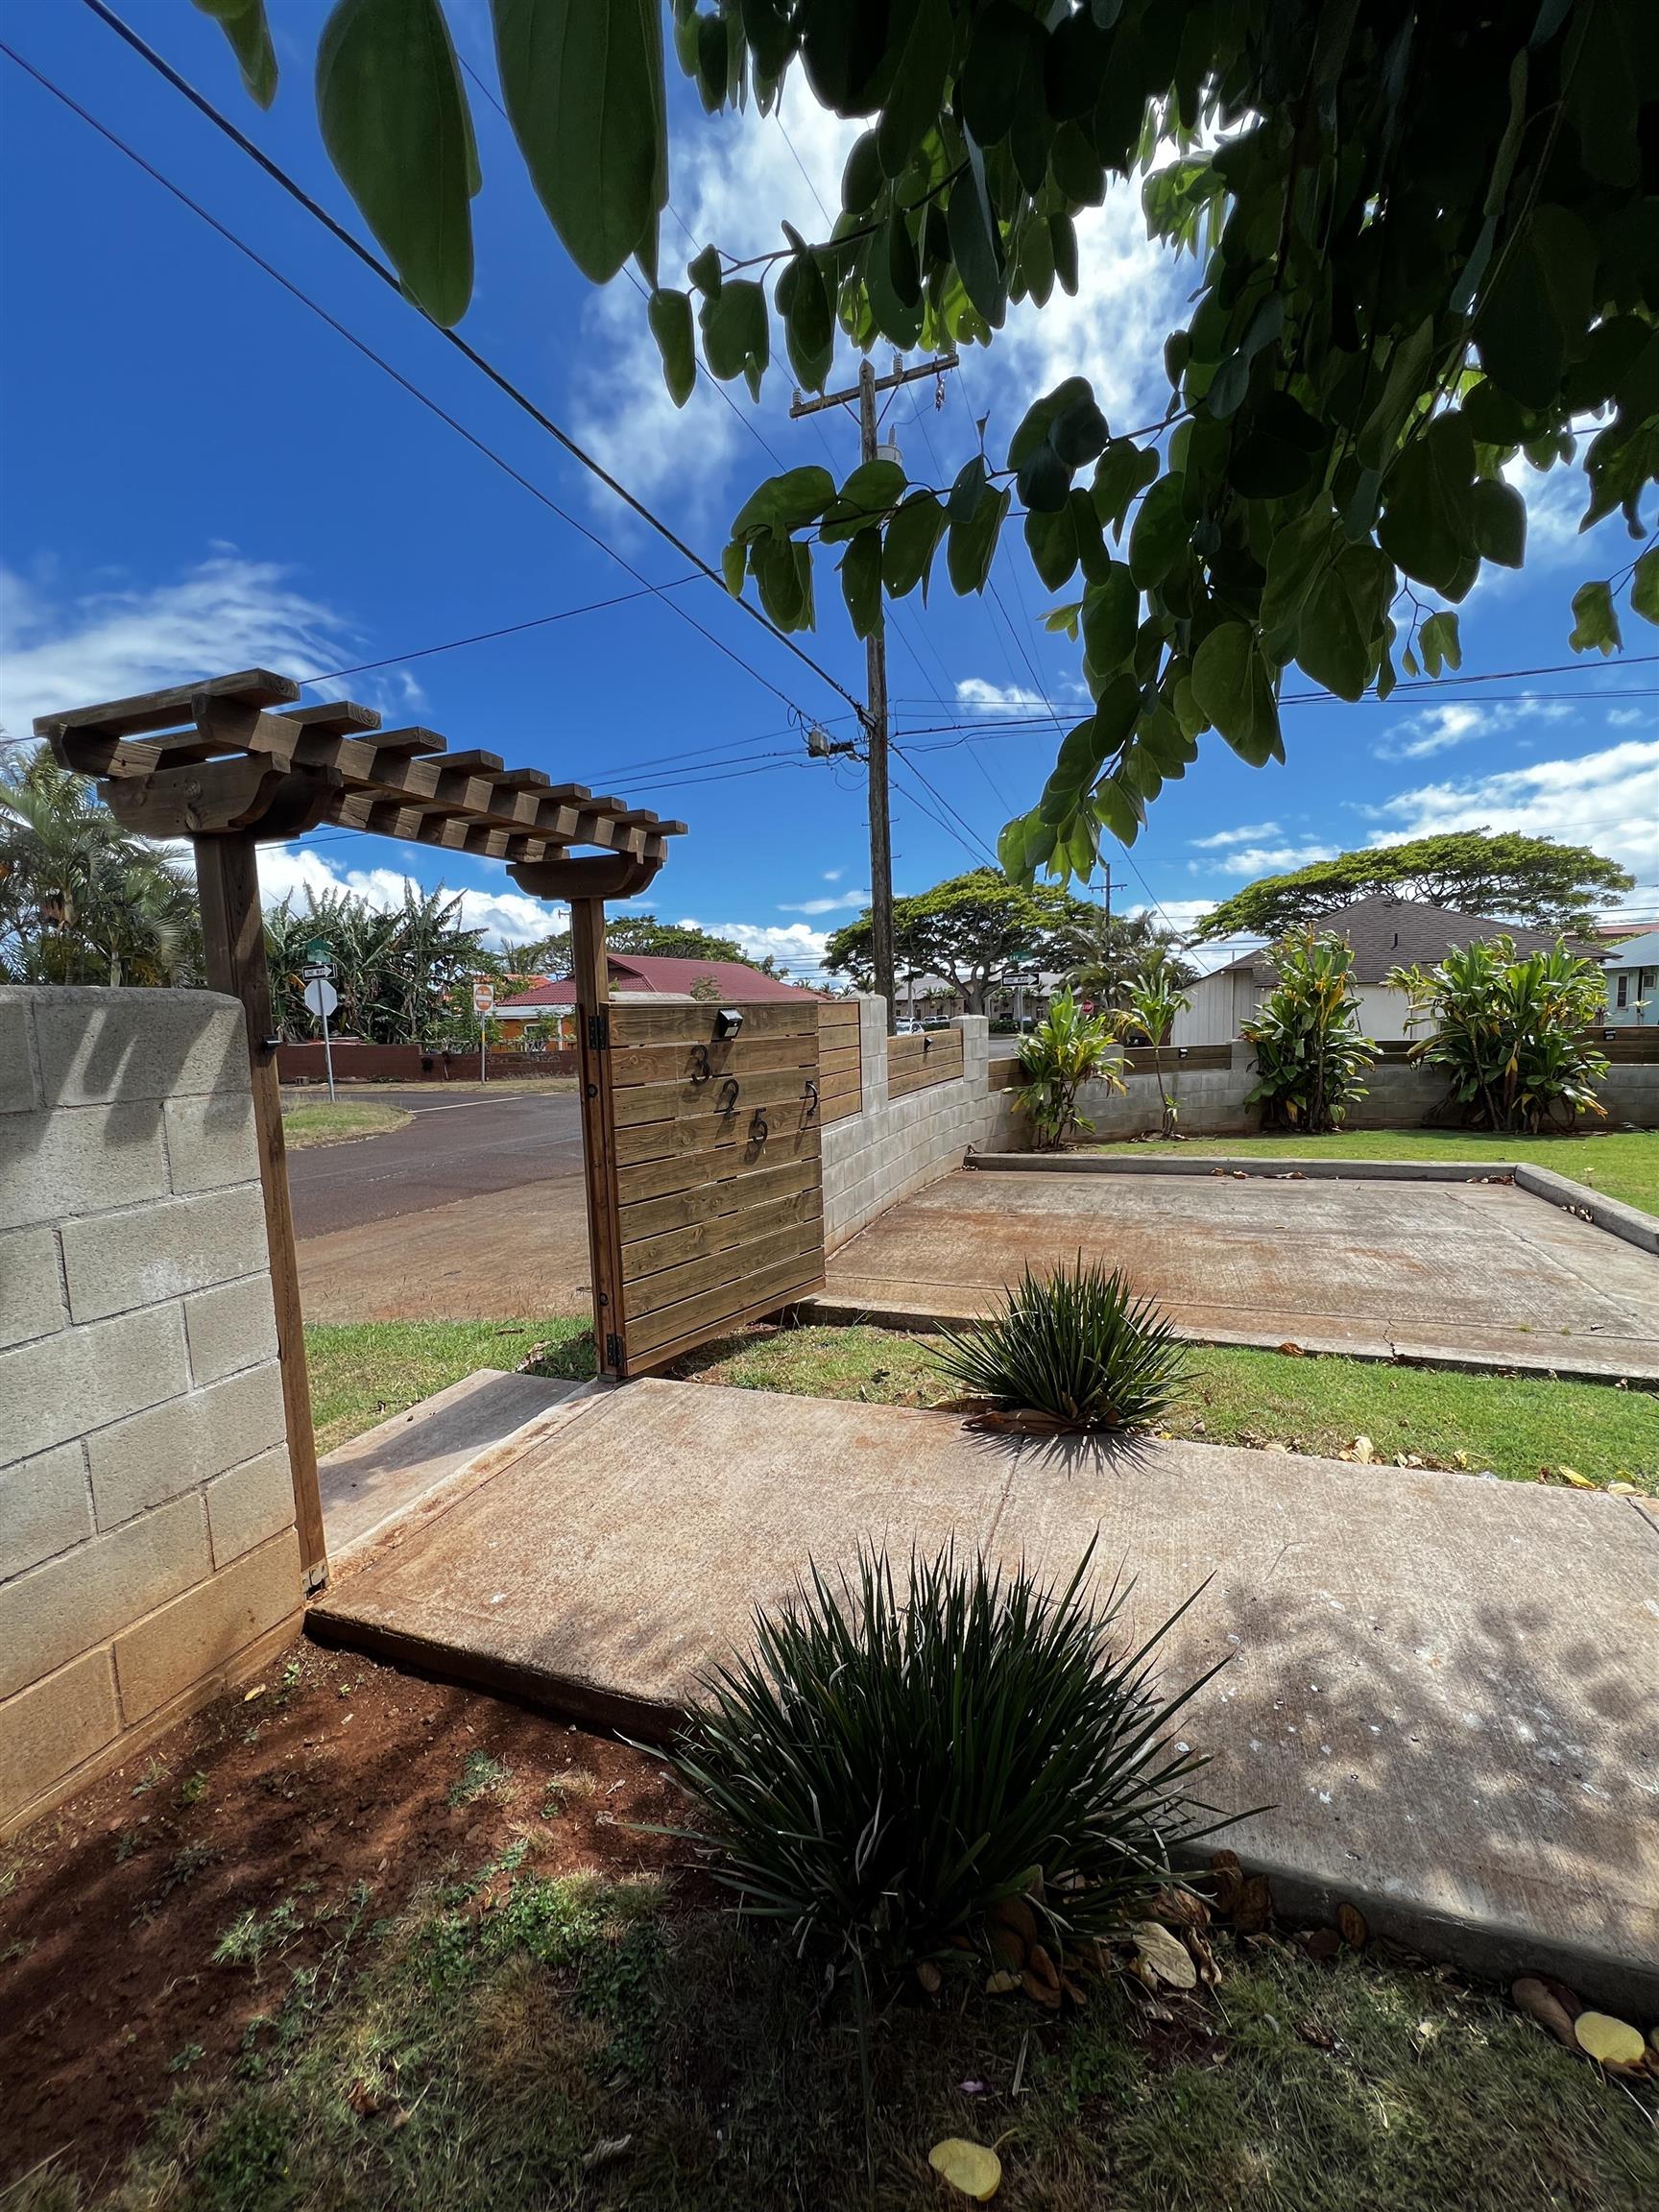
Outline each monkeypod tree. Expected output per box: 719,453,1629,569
825,866,1100,1011
199,1,1659,880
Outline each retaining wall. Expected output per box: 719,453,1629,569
0,987,303,1838
277,1041,577,1083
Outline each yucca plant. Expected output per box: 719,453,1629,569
935,1258,1190,1431
1015,988,1121,1149
664,1540,1227,1991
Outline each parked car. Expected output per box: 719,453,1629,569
894,1016,924,1034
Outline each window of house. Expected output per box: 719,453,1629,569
1616,974,1628,1007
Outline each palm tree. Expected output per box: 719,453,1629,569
1119,959,1193,1139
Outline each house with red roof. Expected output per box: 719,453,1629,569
493,953,822,1044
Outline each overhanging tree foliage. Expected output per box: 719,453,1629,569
517,913,783,977
1195,830,1634,941
825,865,1101,1009
200,1,1659,883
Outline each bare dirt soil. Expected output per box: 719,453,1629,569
0,1640,683,2187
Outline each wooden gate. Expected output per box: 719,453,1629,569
580,993,828,1377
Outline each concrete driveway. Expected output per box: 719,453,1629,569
291,1090,592,1323
820,1166,1659,1380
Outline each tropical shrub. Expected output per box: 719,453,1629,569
1016,989,1120,1148
1242,929,1379,1133
1387,938,1611,1133
666,1541,1223,1992
1119,958,1193,1139
936,1259,1189,1432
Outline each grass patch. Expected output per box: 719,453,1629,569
303,1317,592,1455
678,1324,1657,1494
1084,1128,1659,1217
281,1099,413,1148
23,1871,1654,2211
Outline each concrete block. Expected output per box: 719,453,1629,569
184,1271,279,1386
0,1441,93,1582
0,1100,168,1232
0,1491,209,1701
87,1359,286,1527
164,1092,260,1195
113,1527,301,1724
0,1223,63,1350
0,997,38,1115
60,1185,269,1323
31,988,246,1109
0,1301,188,1467
0,1647,118,1831
205,1445,295,1567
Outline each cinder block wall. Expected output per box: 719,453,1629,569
0,987,303,1837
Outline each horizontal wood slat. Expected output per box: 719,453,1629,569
624,1215,822,1321
609,1033,818,1086
609,1001,819,1046
615,1126,819,1206
987,1057,1022,1091
613,1064,823,1130
625,1259,827,1365
816,1002,862,1125
1120,1043,1233,1073
622,1185,824,1284
888,1030,964,1096
619,1152,819,1242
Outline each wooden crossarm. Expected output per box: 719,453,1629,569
277,700,384,735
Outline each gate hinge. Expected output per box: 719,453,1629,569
605,1332,625,1372
588,1011,610,1050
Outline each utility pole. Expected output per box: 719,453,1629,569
791,351,956,1032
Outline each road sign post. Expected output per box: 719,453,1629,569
301,964,339,1102
472,978,495,1081
1002,967,1041,1030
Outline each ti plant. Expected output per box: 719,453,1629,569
190,1,1659,886
1015,987,1120,1149
1241,927,1379,1133
1387,937,1611,1134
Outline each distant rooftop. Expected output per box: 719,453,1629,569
1215,895,1596,984
497,952,819,1010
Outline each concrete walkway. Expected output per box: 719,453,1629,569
309,1378,1659,2013
817,1166,1659,1381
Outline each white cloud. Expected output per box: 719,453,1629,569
1188,820,1281,850
1607,706,1646,728
1501,455,1591,567
778,888,871,915
258,844,564,948
1367,737,1659,897
954,676,1069,715
685,916,833,980
822,868,844,881
1195,841,1338,878
0,557,391,739
1373,695,1572,763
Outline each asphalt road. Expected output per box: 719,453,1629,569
287,1089,584,1240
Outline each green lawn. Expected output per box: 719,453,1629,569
304,1317,592,1455
34,1862,1653,2212
1084,1128,1659,1217
280,1099,413,1148
304,1317,1656,1494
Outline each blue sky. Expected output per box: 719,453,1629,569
2,0,1655,979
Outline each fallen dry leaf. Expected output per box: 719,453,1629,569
1554,1465,1595,1490
1299,1928,1342,1962
1133,1920,1198,1990
1021,1968,1062,2009
1232,1874,1274,1936
928,2139,1001,2200
1352,1434,1375,1464
917,1960,942,1997
1336,1902,1368,1950
984,1970,1021,1996
1512,1977,1576,2051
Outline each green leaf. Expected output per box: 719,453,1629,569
492,0,666,287
720,538,745,597
319,0,475,326
730,466,836,541
1127,472,1190,590
1378,414,1476,595
821,458,907,542
1080,564,1138,678
700,277,769,397
780,251,833,390
866,208,925,348
959,1,1036,146
1478,204,1597,411
840,528,883,641
1260,505,1334,637
949,138,1006,329
1049,212,1079,297
1417,610,1461,677
1190,622,1283,766
752,531,805,629
193,0,278,108
948,483,1011,594
687,243,722,297
842,130,883,213
882,493,949,599
1470,476,1527,568
1569,579,1623,657
1024,501,1078,591
1092,439,1158,540
1043,600,1082,641
1295,569,1368,701
1632,548,1659,628
877,0,951,176
647,287,695,408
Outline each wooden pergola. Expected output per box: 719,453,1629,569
37,667,685,1590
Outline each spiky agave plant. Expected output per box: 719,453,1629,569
935,1257,1190,1431
665,1539,1228,1986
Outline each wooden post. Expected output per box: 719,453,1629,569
194,832,327,1587
571,895,626,1381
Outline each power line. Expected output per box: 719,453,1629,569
66,0,865,724
300,577,702,685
